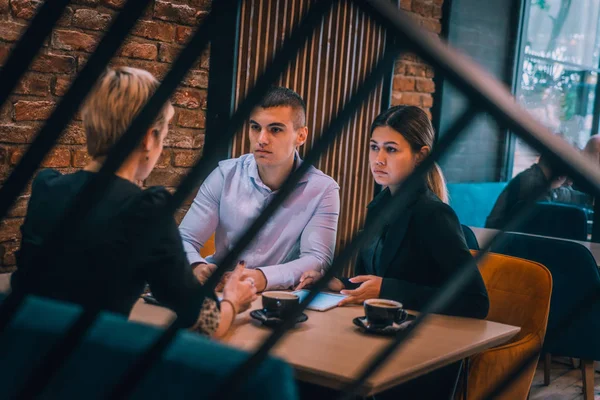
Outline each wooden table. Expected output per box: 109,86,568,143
130,296,520,396
470,226,600,266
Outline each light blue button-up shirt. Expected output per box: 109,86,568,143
179,153,340,290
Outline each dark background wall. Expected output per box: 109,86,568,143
434,0,522,182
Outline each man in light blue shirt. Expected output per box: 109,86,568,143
179,87,340,291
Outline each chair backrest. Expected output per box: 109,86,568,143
200,233,216,258
517,202,588,241
475,251,552,344
462,225,479,250
0,294,298,399
447,182,507,227
491,233,600,359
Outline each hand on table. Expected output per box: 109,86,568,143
294,270,344,292
193,262,217,284
338,275,382,306
222,261,258,314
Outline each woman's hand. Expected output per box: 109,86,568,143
338,275,382,306
294,270,344,292
222,261,258,313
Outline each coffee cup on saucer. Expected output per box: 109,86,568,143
364,298,407,327
262,291,299,318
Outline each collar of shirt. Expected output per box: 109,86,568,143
247,150,309,193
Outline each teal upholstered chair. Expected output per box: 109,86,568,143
0,294,298,399
448,182,507,227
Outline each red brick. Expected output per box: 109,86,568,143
59,123,86,145
57,7,73,26
53,75,72,96
2,241,20,267
14,100,55,121
189,0,211,8
154,1,202,25
15,73,51,96
0,43,11,65
72,149,91,167
145,168,186,187
102,0,125,9
8,196,29,217
158,43,180,63
172,88,206,109
0,22,26,42
164,128,204,149
175,25,193,45
0,219,21,243
404,63,428,77
31,53,76,73
420,19,442,34
393,76,415,92
173,149,200,167
411,1,433,17
10,0,41,20
183,69,208,89
0,124,36,143
391,92,421,106
132,20,175,42
199,48,210,69
177,109,205,129
118,42,158,60
43,148,71,167
73,8,112,30
0,0,8,13
155,149,171,168
393,60,405,75
74,0,100,5
400,0,411,11
432,5,443,19
421,95,434,108
52,29,99,52
433,0,444,5
416,79,435,93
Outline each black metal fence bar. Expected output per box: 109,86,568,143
107,2,338,398
0,0,154,228
0,0,70,110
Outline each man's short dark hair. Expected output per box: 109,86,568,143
258,86,306,128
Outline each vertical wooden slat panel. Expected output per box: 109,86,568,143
234,0,384,276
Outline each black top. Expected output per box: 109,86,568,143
342,184,489,319
12,169,210,327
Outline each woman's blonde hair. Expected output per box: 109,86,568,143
81,67,173,158
370,105,448,203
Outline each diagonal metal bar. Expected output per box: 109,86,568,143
0,0,153,228
336,177,554,400
106,2,338,398
212,90,473,400
0,0,70,110
355,0,600,199
481,288,600,400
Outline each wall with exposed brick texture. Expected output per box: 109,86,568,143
391,0,443,116
0,0,210,272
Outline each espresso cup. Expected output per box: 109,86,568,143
262,291,299,318
364,298,407,327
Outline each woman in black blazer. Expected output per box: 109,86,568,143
296,106,489,399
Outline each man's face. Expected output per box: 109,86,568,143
249,106,307,167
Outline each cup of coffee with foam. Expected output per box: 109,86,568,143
364,298,407,327
262,291,299,318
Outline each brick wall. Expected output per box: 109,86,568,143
0,0,210,272
391,0,443,116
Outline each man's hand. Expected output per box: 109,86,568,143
338,275,382,306
241,268,268,292
192,262,217,284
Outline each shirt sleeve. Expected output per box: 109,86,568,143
380,203,490,319
178,166,223,265
257,185,340,290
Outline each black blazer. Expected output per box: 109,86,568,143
346,184,489,319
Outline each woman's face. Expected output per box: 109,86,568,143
369,126,428,191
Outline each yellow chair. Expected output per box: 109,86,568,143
459,251,552,400
200,233,216,258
